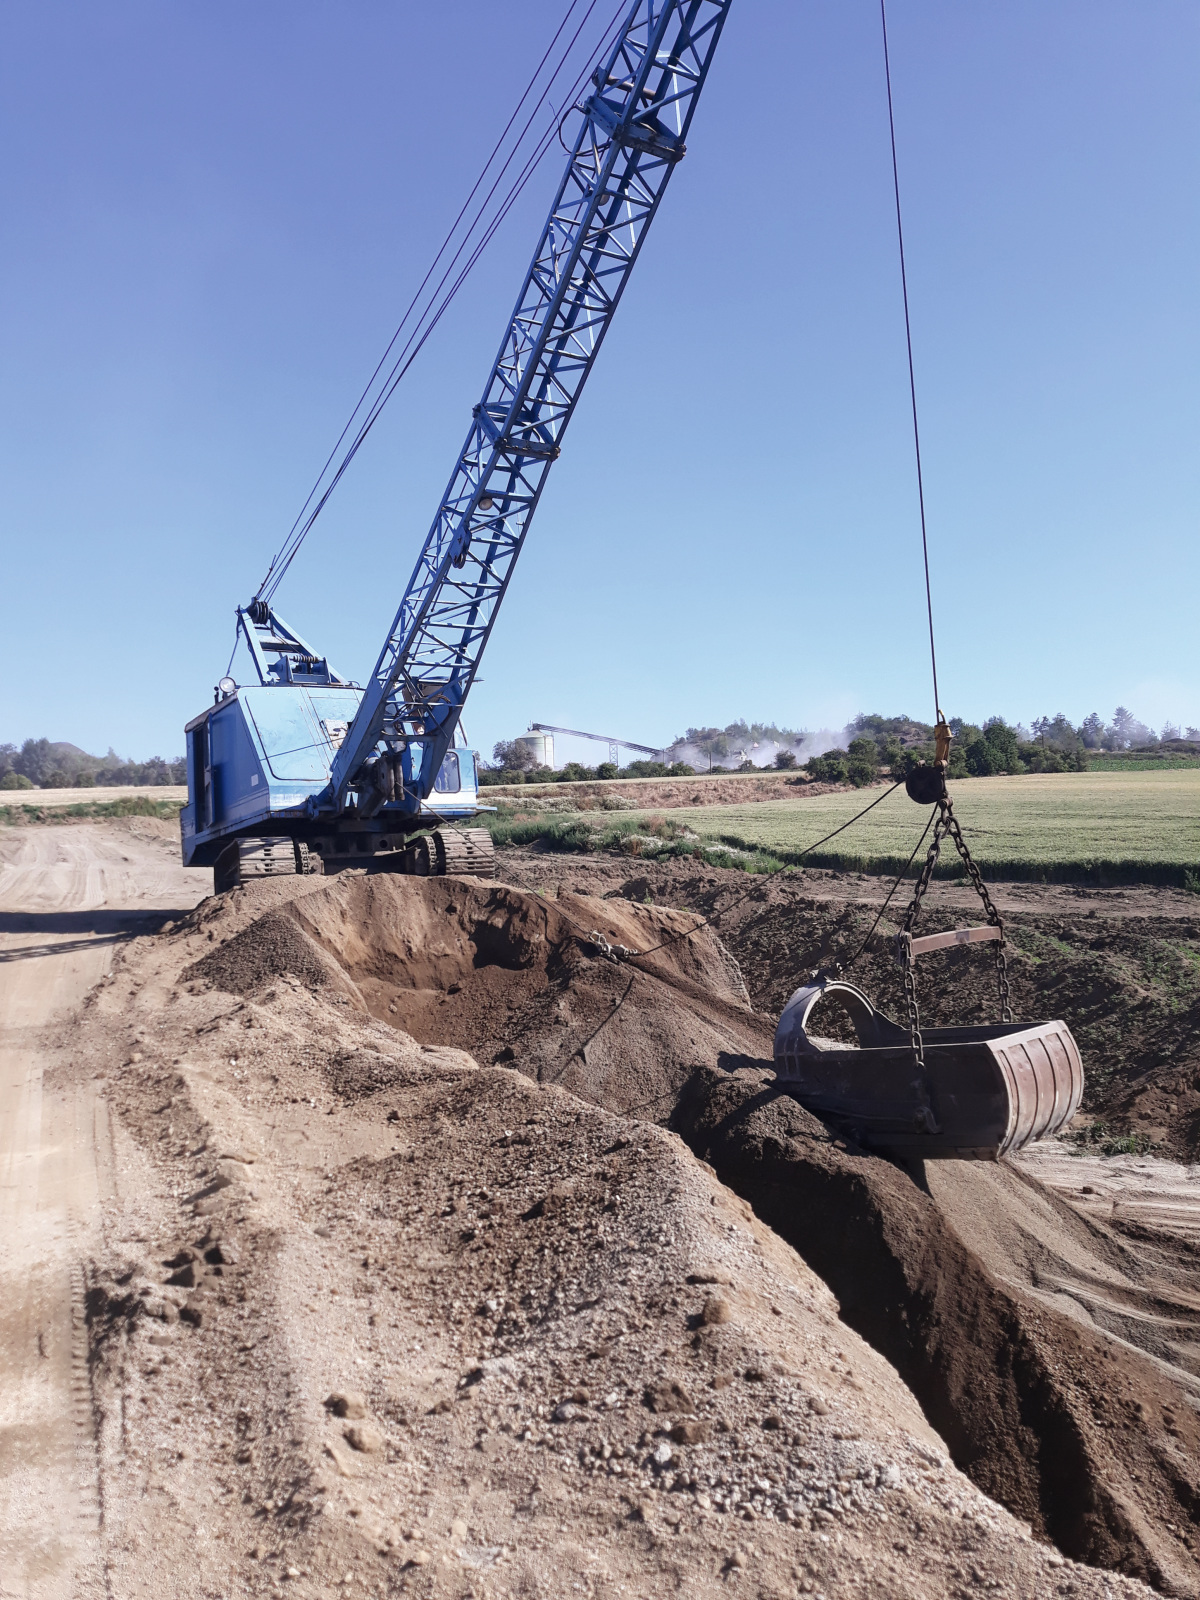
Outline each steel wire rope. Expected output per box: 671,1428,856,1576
257,0,597,602
880,0,942,726
521,779,907,971
257,0,628,604
623,778,907,959
259,99,583,604
841,805,936,971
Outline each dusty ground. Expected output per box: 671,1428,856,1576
0,786,189,809
0,819,211,1594
483,772,824,810
2,821,1198,1598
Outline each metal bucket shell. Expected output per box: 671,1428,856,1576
773,978,1084,1161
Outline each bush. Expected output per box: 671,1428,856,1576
847,737,880,771
878,738,905,772
846,758,878,788
43,769,69,788
0,771,34,790
667,762,695,777
74,772,95,787
774,750,797,770
806,749,848,783
595,762,619,780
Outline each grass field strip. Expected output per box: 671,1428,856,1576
510,771,1200,884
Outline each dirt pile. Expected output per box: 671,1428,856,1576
194,872,770,1123
61,870,1151,1599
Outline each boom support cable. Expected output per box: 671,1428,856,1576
880,0,942,727
256,0,629,605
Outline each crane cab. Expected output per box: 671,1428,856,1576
181,681,482,872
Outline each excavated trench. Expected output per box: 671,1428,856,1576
190,870,1200,1593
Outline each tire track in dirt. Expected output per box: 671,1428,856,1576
0,821,209,1598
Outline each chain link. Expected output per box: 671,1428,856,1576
895,794,1014,1076
897,806,948,1065
938,801,1012,1023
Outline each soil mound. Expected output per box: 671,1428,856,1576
273,872,771,1121
109,860,1200,1592
671,1064,1200,1593
183,908,364,1002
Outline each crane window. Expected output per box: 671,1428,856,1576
434,752,461,793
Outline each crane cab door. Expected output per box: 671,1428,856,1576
189,719,214,831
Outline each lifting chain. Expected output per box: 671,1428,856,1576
896,794,1013,1073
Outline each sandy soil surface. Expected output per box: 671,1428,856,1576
0,787,188,809
0,820,210,1596
3,824,1197,1597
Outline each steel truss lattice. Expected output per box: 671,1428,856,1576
328,0,732,810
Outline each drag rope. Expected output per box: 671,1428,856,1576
536,779,907,971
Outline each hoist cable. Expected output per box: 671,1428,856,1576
880,0,942,726
257,0,628,605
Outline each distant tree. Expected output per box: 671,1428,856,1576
666,762,695,777
982,718,1022,772
14,737,53,785
1110,707,1136,748
774,750,797,770
1187,727,1200,742
1079,712,1105,749
0,743,14,780
1160,722,1181,742
965,738,999,777
491,739,538,772
0,772,34,790
595,762,619,780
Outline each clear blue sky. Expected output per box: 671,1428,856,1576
3,1,1197,765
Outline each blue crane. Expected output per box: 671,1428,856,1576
181,0,732,891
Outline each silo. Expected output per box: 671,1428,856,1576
514,732,554,770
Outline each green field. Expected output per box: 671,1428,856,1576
493,770,1200,885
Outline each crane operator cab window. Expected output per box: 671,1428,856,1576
434,751,460,793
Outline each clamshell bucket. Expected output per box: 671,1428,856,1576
773,977,1084,1162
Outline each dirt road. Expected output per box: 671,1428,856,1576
0,822,208,1598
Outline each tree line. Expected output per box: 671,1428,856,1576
0,738,186,791
806,709,1200,788
484,707,1198,787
